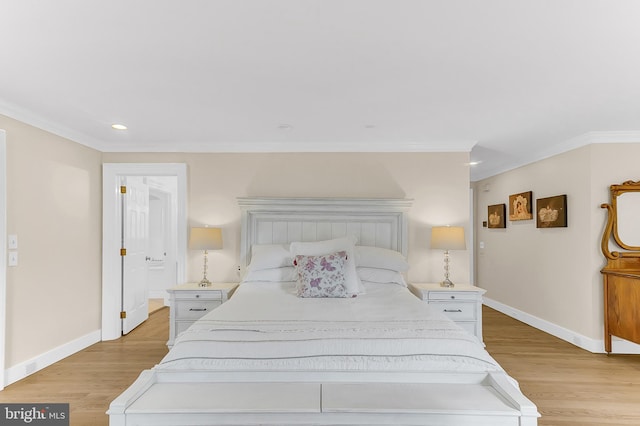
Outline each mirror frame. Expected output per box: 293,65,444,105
601,180,640,260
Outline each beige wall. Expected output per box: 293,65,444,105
1,115,103,367
2,116,471,373
474,143,640,347
102,152,472,285
6,109,637,369
3,110,636,369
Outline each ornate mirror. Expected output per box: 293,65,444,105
601,180,640,259
600,180,640,353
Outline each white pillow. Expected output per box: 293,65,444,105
289,236,361,295
243,267,297,283
247,244,293,271
357,267,407,287
355,245,409,272
290,235,358,254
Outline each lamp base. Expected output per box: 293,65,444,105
440,278,454,288
198,278,212,287
198,249,212,287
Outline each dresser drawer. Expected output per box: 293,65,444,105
431,301,476,321
428,291,478,302
175,300,222,320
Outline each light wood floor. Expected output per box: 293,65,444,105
0,308,170,425
482,307,640,425
148,298,165,314
1,307,640,425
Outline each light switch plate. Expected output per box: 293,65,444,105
8,234,17,249
8,251,18,267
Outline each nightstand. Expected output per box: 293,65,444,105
167,282,238,347
409,283,486,343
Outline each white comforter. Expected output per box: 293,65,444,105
158,282,503,374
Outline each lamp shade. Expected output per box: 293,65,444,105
189,227,223,250
430,226,466,250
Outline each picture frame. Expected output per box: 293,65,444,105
536,194,567,228
487,204,506,228
509,191,533,221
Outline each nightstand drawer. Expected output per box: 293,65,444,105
175,300,222,319
408,283,486,344
167,283,238,348
431,301,476,321
428,292,477,302
174,290,223,301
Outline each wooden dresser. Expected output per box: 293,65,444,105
600,180,640,353
601,261,640,353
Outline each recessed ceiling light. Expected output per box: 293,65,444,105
468,161,481,166
112,124,128,130
277,124,293,130
364,124,376,129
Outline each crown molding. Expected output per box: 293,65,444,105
2,101,637,175
0,101,108,151
472,131,640,181
100,140,477,153
1,101,476,153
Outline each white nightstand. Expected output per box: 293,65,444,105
409,283,486,343
167,282,238,347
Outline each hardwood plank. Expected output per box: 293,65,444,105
1,306,640,425
148,298,165,314
483,306,640,426
0,308,170,426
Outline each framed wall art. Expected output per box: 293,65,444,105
509,191,533,221
536,194,567,228
488,204,506,228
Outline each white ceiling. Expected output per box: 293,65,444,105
1,0,639,180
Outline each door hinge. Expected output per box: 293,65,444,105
120,311,127,319
120,248,126,256
120,185,127,194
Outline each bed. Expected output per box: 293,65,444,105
108,197,539,425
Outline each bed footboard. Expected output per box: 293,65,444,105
108,370,539,426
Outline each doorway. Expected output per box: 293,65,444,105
101,163,187,341
147,179,179,310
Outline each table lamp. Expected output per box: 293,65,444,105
189,227,223,287
430,226,466,287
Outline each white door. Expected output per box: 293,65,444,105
122,176,150,334
102,163,187,341
147,185,178,300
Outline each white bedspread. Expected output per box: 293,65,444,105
158,282,503,374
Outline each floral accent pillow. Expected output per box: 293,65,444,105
294,251,348,298
290,236,361,295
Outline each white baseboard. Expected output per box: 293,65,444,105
4,298,638,388
483,297,640,355
4,329,101,387
148,290,170,302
